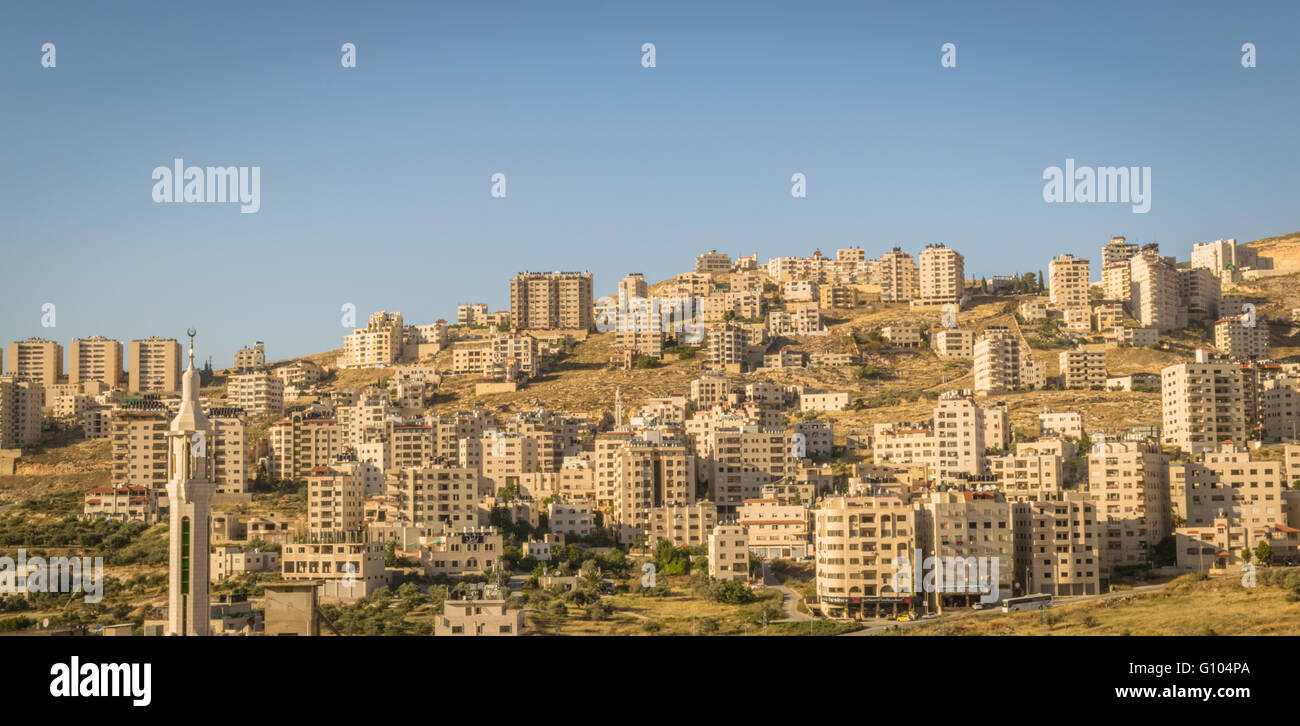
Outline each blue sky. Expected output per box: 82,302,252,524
2,0,1297,367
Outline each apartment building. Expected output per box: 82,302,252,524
407,322,449,359
129,337,181,393
454,334,543,381
916,244,964,306
800,391,849,412
708,426,794,506
227,370,285,416
836,246,867,266
1101,262,1131,304
765,251,837,283
1175,516,1299,571
1012,495,1104,596
707,523,750,582
695,250,732,274
1091,302,1124,332
645,501,718,548
615,273,650,310
1101,236,1138,268
0,376,43,448
1113,325,1159,347
437,586,524,636
109,404,248,495
281,534,386,601
782,279,819,303
383,424,434,472
1059,349,1106,389
738,498,810,559
109,408,170,491
210,546,279,583
814,494,917,618
819,284,858,309
878,248,919,303
1088,439,1170,572
1214,317,1269,360
1179,268,1221,324
881,326,923,349
307,462,368,534
973,329,1042,395
433,410,491,463
342,311,404,368
1019,299,1050,322
1169,444,1286,531
68,336,123,387
872,393,1008,478
1191,237,1269,279
273,359,324,388
510,271,594,331
1161,351,1247,453
768,303,824,337
7,337,63,387
1038,410,1083,438
420,526,503,576
81,485,159,523
930,329,974,359
611,439,697,544
988,442,1066,501
392,465,483,532
547,501,594,537
1128,249,1183,332
1048,254,1091,309
763,348,804,370
457,303,490,326
208,408,250,495
268,413,344,480
479,431,541,495
793,419,833,457
232,342,266,372
915,490,1014,609
690,374,733,409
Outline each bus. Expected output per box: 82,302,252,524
1001,593,1053,612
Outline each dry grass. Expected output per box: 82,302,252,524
900,576,1300,636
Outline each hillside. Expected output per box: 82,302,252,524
899,574,1300,636
1246,231,1300,271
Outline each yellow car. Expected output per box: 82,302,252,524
896,613,914,622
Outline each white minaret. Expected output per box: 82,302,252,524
165,329,214,636
615,387,622,428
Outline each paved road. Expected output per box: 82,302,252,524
507,573,528,596
762,562,813,622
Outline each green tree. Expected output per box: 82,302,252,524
1255,540,1273,565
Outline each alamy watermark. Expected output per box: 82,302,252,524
152,158,260,213
1042,158,1150,214
0,549,104,603
892,548,1001,604
594,295,707,344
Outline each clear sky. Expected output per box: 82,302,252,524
2,0,1297,368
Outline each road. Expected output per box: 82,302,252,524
836,575,1231,636
762,561,813,622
